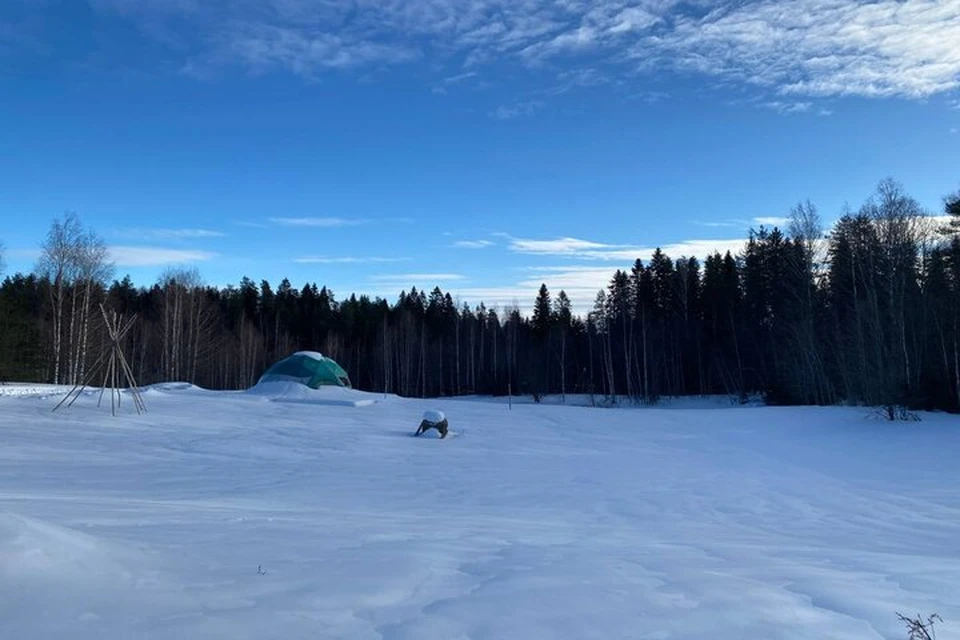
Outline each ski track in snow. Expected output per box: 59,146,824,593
1,386,959,639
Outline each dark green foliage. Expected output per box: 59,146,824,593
0,274,46,382
2,179,960,410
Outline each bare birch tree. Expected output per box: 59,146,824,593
73,229,113,385
867,178,925,394
36,213,86,384
158,267,209,383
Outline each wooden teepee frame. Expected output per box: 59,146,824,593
53,303,146,416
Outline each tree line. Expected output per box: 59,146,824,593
1,178,959,411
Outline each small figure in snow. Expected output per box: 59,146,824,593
415,410,449,439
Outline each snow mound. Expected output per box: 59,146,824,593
0,383,72,398
292,350,325,360
423,409,446,424
142,382,204,393
0,511,132,582
0,512,167,636
245,380,381,407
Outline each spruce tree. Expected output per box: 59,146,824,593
532,284,552,337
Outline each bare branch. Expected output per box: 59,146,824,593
897,612,942,640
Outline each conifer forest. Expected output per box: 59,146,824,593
2,178,959,412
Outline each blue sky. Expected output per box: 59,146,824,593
1,0,958,312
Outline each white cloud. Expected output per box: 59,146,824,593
695,215,794,230
452,240,494,249
439,235,747,313
86,0,960,102
554,67,610,91
108,246,217,267
269,217,366,227
356,232,755,315
432,70,479,93
650,239,747,261
520,26,599,65
293,256,410,264
762,101,813,114
424,266,639,315
753,216,790,227
116,227,226,240
369,273,466,287
951,127,958,134
444,71,478,85
509,236,613,255
218,25,420,77
608,7,660,35
506,234,746,262
695,220,742,229
627,90,670,104
644,0,960,99
492,100,544,120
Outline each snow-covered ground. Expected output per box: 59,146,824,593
1,384,958,639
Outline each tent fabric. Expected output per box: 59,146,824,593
257,352,352,389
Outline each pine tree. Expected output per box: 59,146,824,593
4,184,960,412
532,284,552,337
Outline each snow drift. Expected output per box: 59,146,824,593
246,379,381,407
1,385,958,639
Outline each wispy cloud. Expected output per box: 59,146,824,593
116,227,226,240
652,239,749,260
108,246,217,267
219,25,420,78
643,0,960,100
452,239,494,249
443,71,478,85
505,234,746,261
694,216,792,230
627,90,671,104
370,273,465,282
86,0,960,104
762,101,813,114
367,273,466,289
293,256,410,264
753,216,790,227
509,236,612,255
433,70,479,94
419,258,732,314
492,100,545,120
695,221,742,229
269,217,366,228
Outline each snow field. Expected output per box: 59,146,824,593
1,386,958,639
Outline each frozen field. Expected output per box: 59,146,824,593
1,383,958,639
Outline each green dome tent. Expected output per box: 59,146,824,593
257,351,352,389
